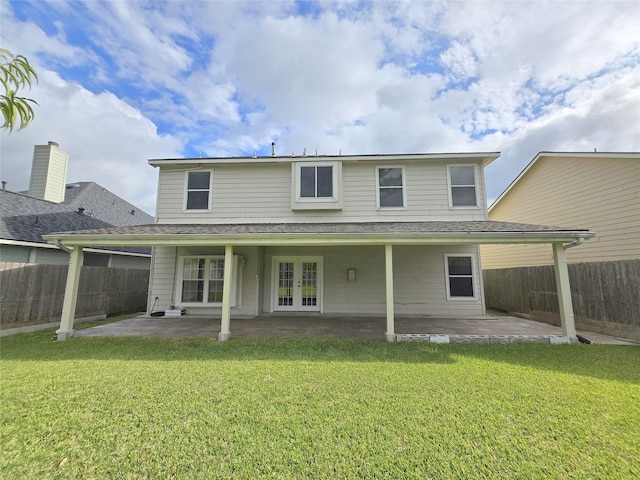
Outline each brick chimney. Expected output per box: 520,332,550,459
28,141,69,203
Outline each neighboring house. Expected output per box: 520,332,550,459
480,151,639,341
45,151,594,341
0,142,153,269
481,152,640,267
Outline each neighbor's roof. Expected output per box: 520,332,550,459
60,182,154,226
1,186,152,255
489,151,640,212
44,221,594,248
149,151,501,168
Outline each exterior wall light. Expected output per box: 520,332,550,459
347,268,356,283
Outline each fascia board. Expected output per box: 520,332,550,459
44,230,594,248
149,152,500,168
1,238,150,256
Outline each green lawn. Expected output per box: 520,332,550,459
1,329,639,479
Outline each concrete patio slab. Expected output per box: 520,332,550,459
73,313,638,345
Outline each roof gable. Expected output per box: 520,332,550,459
489,151,640,212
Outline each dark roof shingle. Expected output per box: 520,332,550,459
52,220,591,237
1,186,153,255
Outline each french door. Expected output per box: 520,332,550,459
273,256,322,311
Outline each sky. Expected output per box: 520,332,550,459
1,0,639,215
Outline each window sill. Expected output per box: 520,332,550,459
292,200,342,210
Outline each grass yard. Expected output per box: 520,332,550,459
1,329,639,479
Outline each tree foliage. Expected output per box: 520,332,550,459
1,49,38,132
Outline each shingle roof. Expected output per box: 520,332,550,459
61,182,154,226
57,220,589,236
1,187,152,255
43,221,594,252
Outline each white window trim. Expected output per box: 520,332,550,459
176,255,242,307
444,254,477,300
376,165,407,210
446,164,479,209
183,170,213,212
291,161,342,210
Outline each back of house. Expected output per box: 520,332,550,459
148,152,495,318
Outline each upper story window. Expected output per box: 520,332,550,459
301,165,333,198
292,161,342,210
448,165,478,207
184,171,212,211
376,166,406,208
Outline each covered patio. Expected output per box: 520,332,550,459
72,313,635,345
45,221,595,343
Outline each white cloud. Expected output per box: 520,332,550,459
0,70,182,214
440,42,478,81
1,0,638,213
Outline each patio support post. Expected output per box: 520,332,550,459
552,242,577,339
384,243,396,342
218,244,233,342
56,245,83,341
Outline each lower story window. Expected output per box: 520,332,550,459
446,255,475,298
179,256,240,305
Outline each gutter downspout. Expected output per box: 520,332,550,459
54,240,73,254
563,237,584,250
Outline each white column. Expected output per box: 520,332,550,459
56,245,83,341
384,244,396,342
218,244,233,342
552,242,577,339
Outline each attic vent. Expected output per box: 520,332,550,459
77,208,85,215
130,209,135,215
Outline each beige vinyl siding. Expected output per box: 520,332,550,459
262,245,484,317
155,160,487,223
149,246,259,316
482,155,640,268
148,246,178,311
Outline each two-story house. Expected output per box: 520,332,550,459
45,151,594,341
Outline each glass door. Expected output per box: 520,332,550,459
301,262,318,307
277,261,295,307
274,257,322,311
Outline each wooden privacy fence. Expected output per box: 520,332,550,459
0,262,149,327
483,260,640,341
